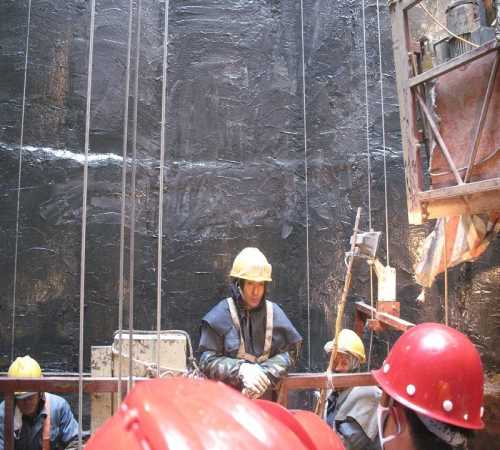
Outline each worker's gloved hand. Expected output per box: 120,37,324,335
239,363,270,397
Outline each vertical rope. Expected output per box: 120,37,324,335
78,0,96,447
11,0,32,361
299,0,311,370
128,0,142,391
443,218,449,326
156,0,170,377
361,0,376,368
375,0,390,266
117,0,134,404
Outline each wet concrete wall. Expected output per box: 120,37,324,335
0,0,499,435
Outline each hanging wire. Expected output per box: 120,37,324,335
361,0,376,369
128,0,142,391
443,218,449,326
299,0,312,370
10,0,32,361
78,0,96,447
117,0,134,404
375,0,390,266
156,0,170,377
419,2,479,48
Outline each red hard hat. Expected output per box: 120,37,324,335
255,400,345,450
290,410,346,450
372,323,484,430
86,378,317,450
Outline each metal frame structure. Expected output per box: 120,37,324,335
389,0,500,224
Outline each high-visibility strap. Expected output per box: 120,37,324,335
226,298,273,363
42,394,51,450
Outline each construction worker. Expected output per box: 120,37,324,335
324,329,381,450
0,356,79,450
373,323,484,450
198,247,303,400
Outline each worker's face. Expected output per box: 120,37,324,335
241,280,265,309
16,394,40,417
334,353,352,373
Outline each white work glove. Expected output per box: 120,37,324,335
239,363,270,398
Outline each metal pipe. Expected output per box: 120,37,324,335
414,91,464,185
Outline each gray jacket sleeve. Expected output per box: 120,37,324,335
337,418,381,450
0,401,5,450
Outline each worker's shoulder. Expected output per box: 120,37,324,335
201,298,233,334
46,393,73,410
347,385,382,402
202,298,230,321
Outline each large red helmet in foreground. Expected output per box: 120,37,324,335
86,378,345,450
372,322,484,430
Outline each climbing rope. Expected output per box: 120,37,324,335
128,0,142,392
361,0,376,370
375,0,391,268
443,218,449,326
419,2,479,49
299,0,312,369
156,0,170,377
117,0,134,404
10,0,32,361
78,0,96,448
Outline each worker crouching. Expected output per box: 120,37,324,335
0,356,79,450
198,247,303,400
324,329,381,450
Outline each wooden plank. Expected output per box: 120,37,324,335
4,393,14,450
389,0,425,224
0,377,147,394
91,346,113,433
282,372,376,391
417,178,500,201
409,40,499,87
422,189,500,220
355,302,414,332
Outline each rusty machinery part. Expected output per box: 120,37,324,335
346,230,381,260
85,377,345,450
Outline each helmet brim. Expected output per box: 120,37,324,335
15,392,38,400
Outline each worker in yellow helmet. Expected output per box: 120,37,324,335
198,247,303,400
0,356,79,450
324,330,381,450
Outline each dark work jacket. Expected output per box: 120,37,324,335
198,296,302,390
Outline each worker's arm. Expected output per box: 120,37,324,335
199,351,245,387
49,395,79,449
198,323,245,388
0,401,6,450
259,342,301,388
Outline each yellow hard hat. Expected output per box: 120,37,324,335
8,355,42,399
229,247,272,282
324,329,366,363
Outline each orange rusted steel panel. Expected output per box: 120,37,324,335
430,51,500,189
